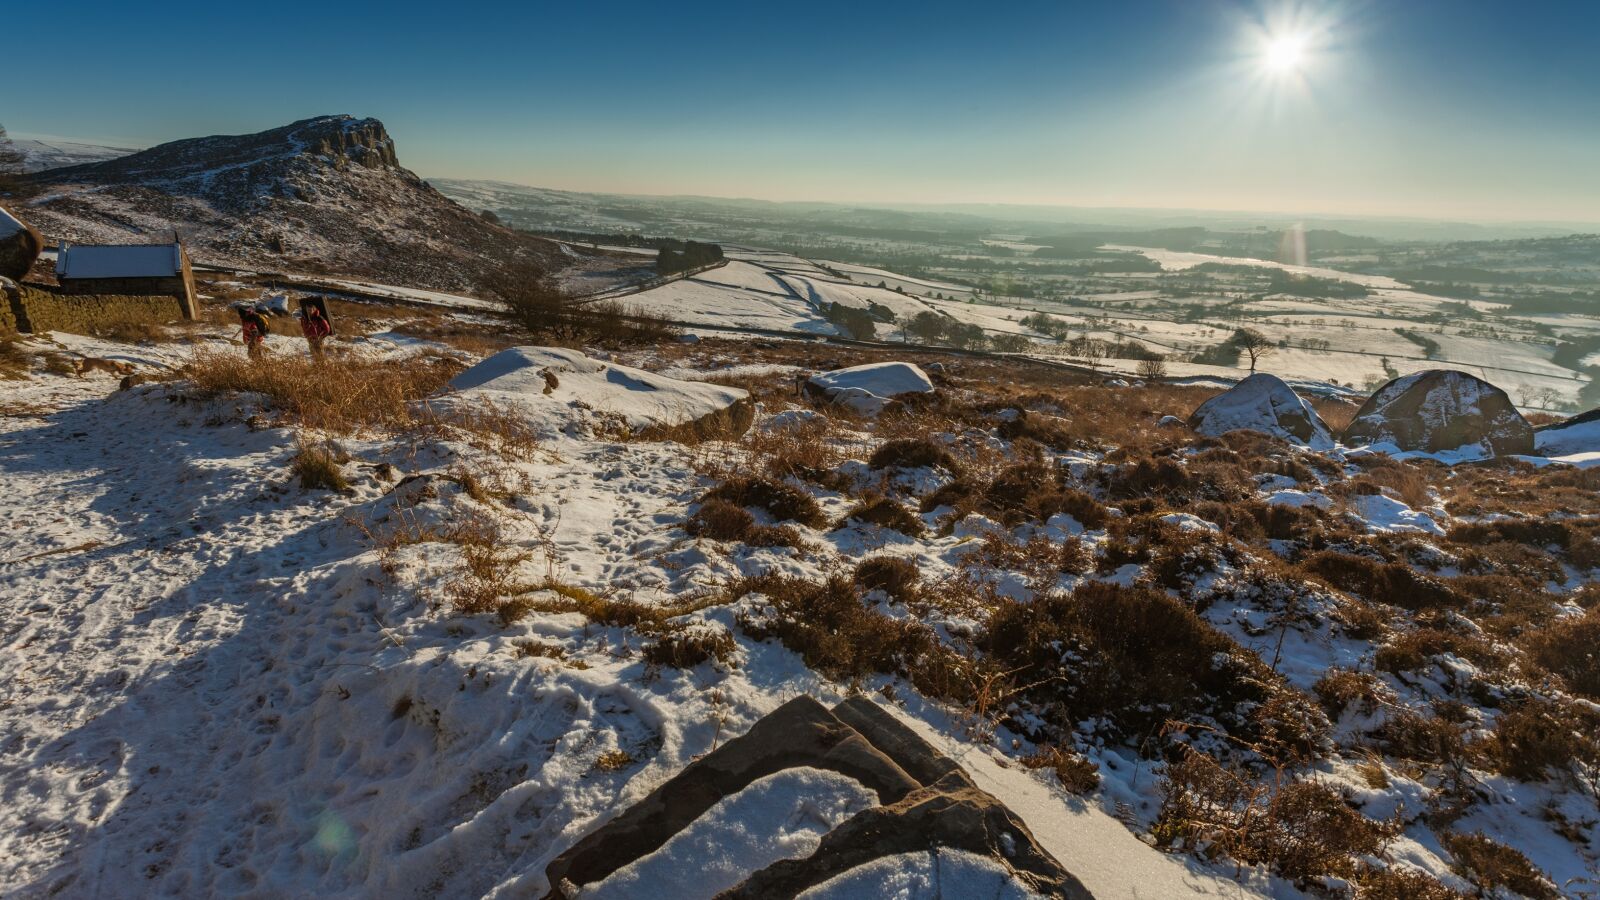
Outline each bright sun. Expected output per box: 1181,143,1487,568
1263,33,1308,73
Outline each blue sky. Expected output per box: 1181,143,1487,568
9,0,1598,220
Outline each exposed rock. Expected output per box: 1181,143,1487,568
542,696,1089,899
804,362,935,416
444,346,753,441
18,116,559,297
0,203,43,281
1535,406,1600,457
1342,369,1533,456
1186,373,1333,448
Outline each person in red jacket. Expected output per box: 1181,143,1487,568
299,298,333,359
237,305,270,359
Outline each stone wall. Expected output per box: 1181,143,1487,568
8,286,186,335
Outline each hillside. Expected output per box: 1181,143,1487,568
1,280,1597,896
12,116,562,296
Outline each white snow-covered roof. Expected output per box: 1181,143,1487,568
55,244,183,279
0,206,24,240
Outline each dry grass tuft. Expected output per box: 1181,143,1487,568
1021,744,1101,794
642,625,738,669
685,498,802,548
1519,606,1600,699
868,437,963,474
291,439,350,491
184,350,462,434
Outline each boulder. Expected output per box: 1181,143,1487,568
1342,369,1533,456
1186,373,1333,449
1534,407,1600,458
541,696,1089,900
804,362,935,416
443,346,753,441
0,203,43,282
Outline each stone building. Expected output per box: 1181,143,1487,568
54,242,198,319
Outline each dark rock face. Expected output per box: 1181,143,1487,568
17,116,556,297
542,696,1091,899
1342,369,1533,456
0,203,43,281
1186,372,1333,448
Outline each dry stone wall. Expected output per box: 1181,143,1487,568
8,286,185,335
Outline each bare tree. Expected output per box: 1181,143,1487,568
1229,328,1275,373
1137,355,1168,379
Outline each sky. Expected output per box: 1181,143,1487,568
7,0,1598,222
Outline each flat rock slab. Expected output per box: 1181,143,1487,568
543,696,1091,899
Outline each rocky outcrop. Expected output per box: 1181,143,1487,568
0,203,43,281
1187,373,1333,448
1342,369,1533,456
17,116,559,297
542,696,1090,899
804,362,936,416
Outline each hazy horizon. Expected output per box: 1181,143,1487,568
11,0,1599,223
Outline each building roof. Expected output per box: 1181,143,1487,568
55,243,184,279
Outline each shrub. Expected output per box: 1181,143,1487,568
1301,551,1463,611
918,477,980,514
1520,606,1600,699
983,581,1273,741
1373,709,1467,767
1034,487,1110,530
685,498,800,548
868,437,962,474
735,576,962,698
701,476,825,527
291,440,349,491
642,625,737,669
1374,627,1505,677
853,555,921,602
1021,744,1100,794
1474,698,1600,782
1156,747,1391,881
1313,668,1386,718
1441,831,1559,900
837,495,926,537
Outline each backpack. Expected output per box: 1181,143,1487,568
253,311,271,335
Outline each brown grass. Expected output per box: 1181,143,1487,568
684,498,801,548
1441,831,1560,899
1155,746,1394,882
1520,606,1600,699
642,625,738,669
1021,744,1101,794
184,350,462,434
291,439,350,491
853,555,921,603
701,476,826,527
836,495,926,537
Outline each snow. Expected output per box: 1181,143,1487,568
586,768,876,898
806,362,935,415
798,849,1042,899
55,243,182,279
1187,373,1334,449
1346,493,1445,535
1535,413,1600,457
445,346,749,440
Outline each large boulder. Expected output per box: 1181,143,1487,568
1535,407,1600,458
0,203,43,282
444,346,753,441
804,362,935,416
1186,373,1333,449
1342,369,1533,456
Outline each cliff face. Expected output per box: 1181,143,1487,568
16,116,557,296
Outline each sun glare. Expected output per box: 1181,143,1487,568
1263,33,1308,74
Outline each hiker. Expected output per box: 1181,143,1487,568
238,305,270,359
299,298,333,359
